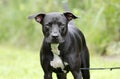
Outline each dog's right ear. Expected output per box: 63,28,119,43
63,12,78,21
28,13,45,24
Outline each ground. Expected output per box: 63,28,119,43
0,45,120,79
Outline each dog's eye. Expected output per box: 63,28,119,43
45,25,49,29
44,25,50,32
45,22,52,26
58,22,65,26
58,22,62,26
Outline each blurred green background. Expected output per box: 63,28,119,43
0,0,120,79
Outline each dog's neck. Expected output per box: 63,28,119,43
51,44,60,55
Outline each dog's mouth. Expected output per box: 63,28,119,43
51,38,59,44
51,38,65,44
45,36,65,44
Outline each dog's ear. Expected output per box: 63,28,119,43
35,14,45,23
28,13,45,23
63,12,78,21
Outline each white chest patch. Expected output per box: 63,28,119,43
50,54,64,69
50,44,68,73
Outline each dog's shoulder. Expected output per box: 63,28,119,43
68,22,87,46
68,22,81,37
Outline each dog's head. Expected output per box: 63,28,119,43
28,12,77,44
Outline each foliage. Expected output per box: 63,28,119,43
0,0,120,53
72,0,120,54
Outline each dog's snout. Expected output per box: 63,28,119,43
52,32,59,39
52,36,58,39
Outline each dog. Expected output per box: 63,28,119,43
28,12,90,79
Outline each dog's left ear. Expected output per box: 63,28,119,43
63,12,78,21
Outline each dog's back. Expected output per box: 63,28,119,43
68,21,90,79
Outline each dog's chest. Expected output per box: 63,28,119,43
50,44,68,73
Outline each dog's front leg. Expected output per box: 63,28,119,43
40,51,53,79
71,70,82,79
56,73,67,79
67,54,82,79
44,72,52,79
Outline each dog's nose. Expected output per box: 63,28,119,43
51,32,59,39
52,34,58,39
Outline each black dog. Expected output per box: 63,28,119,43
28,12,90,79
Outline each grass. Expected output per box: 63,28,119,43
0,45,120,79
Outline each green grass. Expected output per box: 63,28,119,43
0,46,120,79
